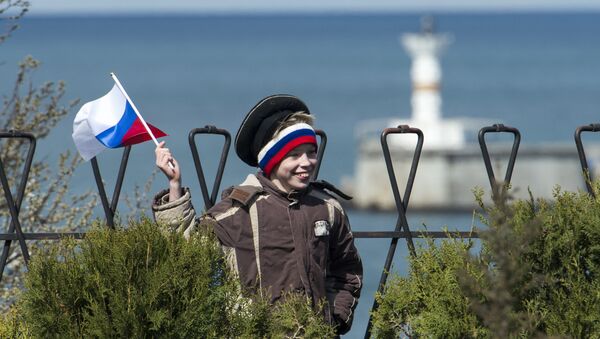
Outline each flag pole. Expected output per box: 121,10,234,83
110,72,174,169
110,72,159,146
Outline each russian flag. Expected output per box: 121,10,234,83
72,84,166,161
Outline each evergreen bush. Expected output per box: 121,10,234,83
1,0,95,308
371,186,600,338
371,237,489,338
0,305,30,338
2,218,334,338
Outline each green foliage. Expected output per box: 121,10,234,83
0,305,31,338
1,0,95,309
371,237,489,338
3,218,334,338
460,189,543,337
517,188,600,337
372,186,600,338
230,292,336,338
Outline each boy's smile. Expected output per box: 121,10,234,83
270,143,317,192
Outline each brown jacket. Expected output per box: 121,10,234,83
153,173,362,334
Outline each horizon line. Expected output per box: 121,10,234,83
24,7,600,18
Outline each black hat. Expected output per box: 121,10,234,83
235,94,310,167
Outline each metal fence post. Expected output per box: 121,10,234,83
90,146,131,229
478,124,520,198
0,131,35,282
574,123,600,197
312,129,327,181
188,126,231,210
362,125,422,338
0,131,86,284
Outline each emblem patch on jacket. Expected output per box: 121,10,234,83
314,220,330,237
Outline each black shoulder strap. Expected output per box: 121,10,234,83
310,179,353,201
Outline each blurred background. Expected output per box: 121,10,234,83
1,1,599,337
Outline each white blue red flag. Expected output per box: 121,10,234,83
72,84,166,161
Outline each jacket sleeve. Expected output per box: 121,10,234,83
326,207,363,335
152,187,198,239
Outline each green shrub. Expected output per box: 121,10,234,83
372,186,600,338
1,0,96,310
4,218,334,338
0,305,31,338
516,188,600,337
230,291,336,338
371,237,489,338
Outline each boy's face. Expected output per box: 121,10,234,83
270,143,317,192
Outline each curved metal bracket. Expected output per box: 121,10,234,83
311,129,327,181
381,125,422,256
478,124,520,198
188,126,231,210
377,124,422,273
90,146,131,229
0,131,35,279
364,125,423,339
574,123,600,197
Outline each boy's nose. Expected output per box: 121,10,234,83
298,153,314,166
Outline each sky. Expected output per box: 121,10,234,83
29,0,600,15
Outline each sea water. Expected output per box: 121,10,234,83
1,12,599,337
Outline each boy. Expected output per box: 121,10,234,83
153,94,362,334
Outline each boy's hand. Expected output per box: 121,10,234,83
155,141,182,201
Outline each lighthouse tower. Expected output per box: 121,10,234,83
351,16,596,211
395,16,466,150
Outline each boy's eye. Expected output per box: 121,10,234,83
286,145,317,159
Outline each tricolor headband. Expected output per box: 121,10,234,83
257,123,317,176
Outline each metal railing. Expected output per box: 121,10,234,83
91,146,131,229
358,123,522,338
478,124,521,199
575,123,600,197
1,122,599,338
189,126,232,209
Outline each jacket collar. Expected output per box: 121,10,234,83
256,172,306,203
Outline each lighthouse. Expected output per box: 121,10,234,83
351,16,597,210
394,16,467,150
